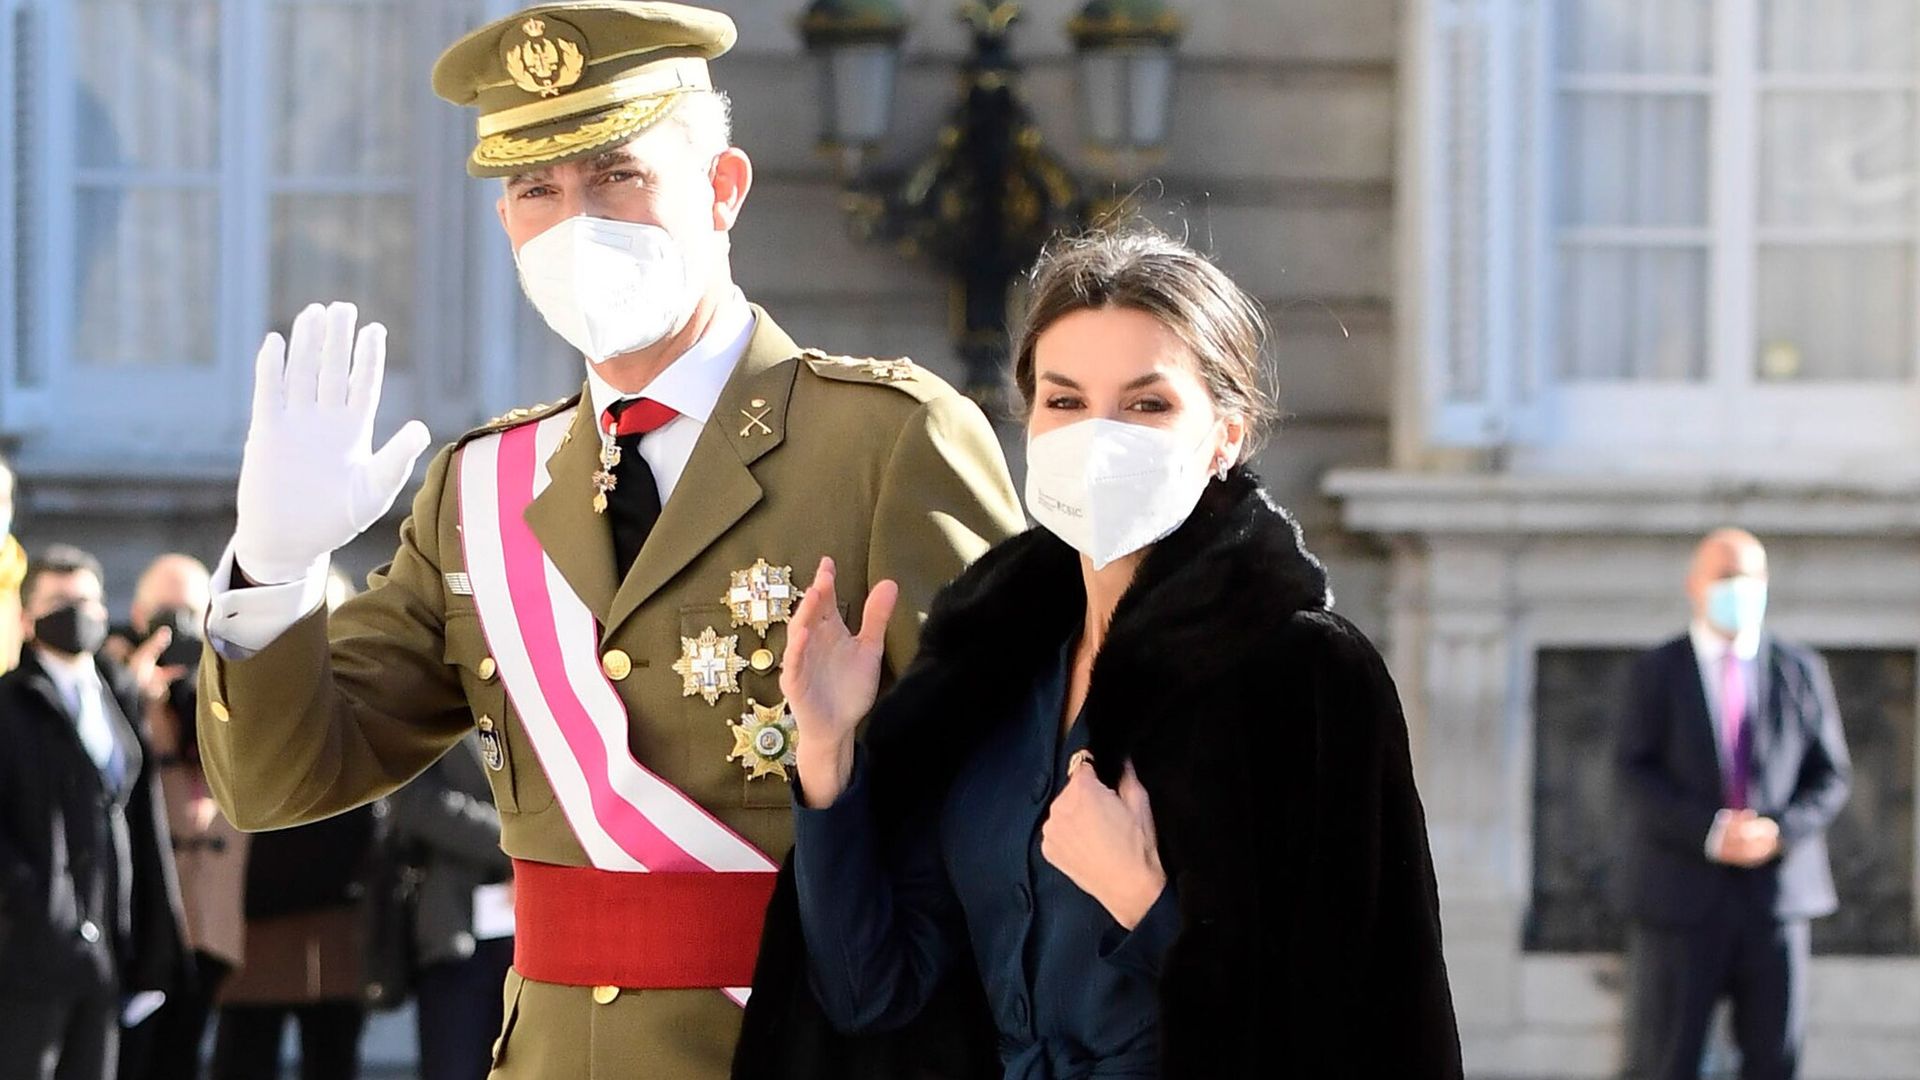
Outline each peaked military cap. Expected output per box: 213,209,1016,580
432,1,737,177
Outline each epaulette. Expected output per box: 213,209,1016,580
797,348,951,403
454,394,581,449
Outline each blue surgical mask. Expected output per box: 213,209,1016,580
1706,577,1768,637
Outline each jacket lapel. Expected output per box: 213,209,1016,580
601,310,803,641
1678,643,1726,782
1751,638,1782,793
524,398,619,621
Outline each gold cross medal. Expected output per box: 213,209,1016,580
590,427,621,514
724,559,799,637
729,699,798,781
672,627,747,705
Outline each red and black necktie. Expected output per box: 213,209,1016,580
602,398,678,577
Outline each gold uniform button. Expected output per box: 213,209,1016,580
750,648,776,673
592,985,619,1005
210,701,231,723
601,650,632,681
477,657,498,681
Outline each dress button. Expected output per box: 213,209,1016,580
601,650,632,681
78,920,101,944
592,984,620,1005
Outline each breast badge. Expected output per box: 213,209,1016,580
724,559,799,637
673,627,747,705
728,699,798,782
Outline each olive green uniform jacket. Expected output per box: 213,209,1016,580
198,310,1024,1077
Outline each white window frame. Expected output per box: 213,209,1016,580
1,0,483,474
1412,0,1920,479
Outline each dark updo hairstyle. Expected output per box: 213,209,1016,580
1012,228,1279,463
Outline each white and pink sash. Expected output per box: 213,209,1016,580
456,410,774,1002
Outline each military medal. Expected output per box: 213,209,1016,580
728,699,798,781
724,559,799,637
476,716,505,772
673,627,748,705
591,419,620,514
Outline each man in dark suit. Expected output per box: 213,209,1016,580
1617,528,1852,1080
0,545,185,1080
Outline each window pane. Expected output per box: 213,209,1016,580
1761,92,1917,230
1762,0,1917,74
271,1,409,177
75,1,220,171
1758,245,1914,381
1558,0,1712,75
73,188,217,366
1557,247,1708,381
1557,93,1709,227
271,196,414,369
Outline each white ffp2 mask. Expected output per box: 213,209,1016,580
1024,419,1217,570
514,216,699,363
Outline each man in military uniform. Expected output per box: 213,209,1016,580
195,4,1024,1077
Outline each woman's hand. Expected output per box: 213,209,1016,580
781,556,898,808
1041,759,1166,930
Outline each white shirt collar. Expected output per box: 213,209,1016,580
584,290,756,427
33,645,99,701
1690,619,1762,664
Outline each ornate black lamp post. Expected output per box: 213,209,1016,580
800,0,1184,408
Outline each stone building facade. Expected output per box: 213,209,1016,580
6,1,1914,1076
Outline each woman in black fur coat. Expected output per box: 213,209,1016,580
734,231,1461,1079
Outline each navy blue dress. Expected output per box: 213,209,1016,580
792,644,1179,1080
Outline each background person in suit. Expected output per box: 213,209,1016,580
0,544,184,1080
111,554,247,1080
1616,528,1853,1080
386,734,514,1080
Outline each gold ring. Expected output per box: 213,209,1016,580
1068,749,1095,774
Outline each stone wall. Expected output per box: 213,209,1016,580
16,0,1404,639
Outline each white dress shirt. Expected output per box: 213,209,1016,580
208,291,758,654
1689,620,1763,858
38,646,125,788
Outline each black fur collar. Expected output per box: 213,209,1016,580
867,467,1331,802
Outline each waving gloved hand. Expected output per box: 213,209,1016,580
232,302,432,585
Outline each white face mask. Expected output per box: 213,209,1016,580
1024,418,1218,570
514,216,700,364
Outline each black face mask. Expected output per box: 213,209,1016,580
36,602,109,658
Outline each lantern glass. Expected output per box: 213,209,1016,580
816,40,900,149
1076,42,1176,155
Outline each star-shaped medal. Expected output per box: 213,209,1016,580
728,699,798,782
723,559,799,637
672,627,748,705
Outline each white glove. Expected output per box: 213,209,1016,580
232,301,432,585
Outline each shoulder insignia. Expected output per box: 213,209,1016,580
455,395,580,450
800,348,950,402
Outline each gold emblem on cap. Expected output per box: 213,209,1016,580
725,559,799,637
673,628,747,705
504,17,586,99
728,699,798,782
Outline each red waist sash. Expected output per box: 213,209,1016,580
511,859,779,989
